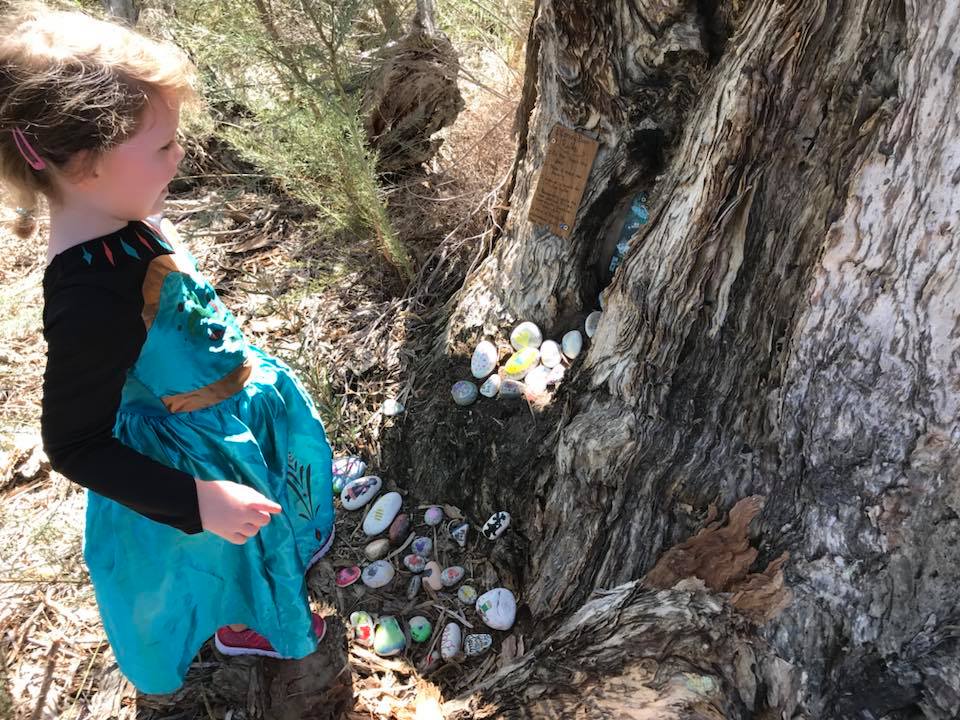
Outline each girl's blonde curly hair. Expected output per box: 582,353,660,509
0,2,200,236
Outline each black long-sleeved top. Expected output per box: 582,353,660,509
41,221,203,535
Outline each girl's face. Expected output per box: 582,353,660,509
71,91,186,221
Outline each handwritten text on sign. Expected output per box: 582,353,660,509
527,124,600,239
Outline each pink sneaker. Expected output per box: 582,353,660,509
214,612,326,659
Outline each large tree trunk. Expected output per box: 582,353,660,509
384,0,960,717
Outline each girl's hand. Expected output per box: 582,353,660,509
194,478,282,544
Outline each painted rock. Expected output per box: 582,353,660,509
407,574,421,599
457,585,478,605
524,365,550,394
403,554,427,573
451,380,479,406
408,616,432,643
335,565,361,587
440,566,465,587
382,398,404,416
503,347,540,380
364,538,390,561
539,340,562,369
476,588,517,630
373,616,405,656
464,633,493,657
341,475,382,511
561,330,583,359
499,379,525,398
479,374,501,397
363,491,403,536
423,561,443,591
411,536,433,556
440,622,462,660
471,340,498,379
510,321,543,350
585,310,602,338
419,649,442,672
424,506,444,526
546,364,565,385
331,456,366,492
450,522,469,548
389,513,411,546
350,611,375,646
361,560,395,589
482,511,511,540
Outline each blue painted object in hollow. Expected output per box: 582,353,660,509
609,194,649,272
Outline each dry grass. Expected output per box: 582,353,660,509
0,30,523,720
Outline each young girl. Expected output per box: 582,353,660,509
0,3,336,695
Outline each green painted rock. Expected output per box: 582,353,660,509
373,616,405,656
408,615,432,643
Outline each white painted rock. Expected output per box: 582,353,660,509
479,373,501,397
423,561,443,590
561,330,583,359
503,347,540,380
471,340,498,379
499,379,525,398
361,560,395,589
424,506,444,526
450,522,469,548
411,536,433,556
476,588,517,630
363,491,403,535
482,511,510,540
382,398,404,416
457,585,478,604
464,633,492,657
539,340,562,368
440,622,462,660
585,311,602,338
510,322,543,350
364,538,390,561
440,566,465,587
451,380,478,406
332,455,366,482
524,365,550,394
546,365,565,385
341,476,382,511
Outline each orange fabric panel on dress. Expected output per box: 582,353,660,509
160,355,255,413
141,253,194,331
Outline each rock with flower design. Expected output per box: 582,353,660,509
373,616,405,656
349,611,375,646
464,633,492,657
361,560,395,589
341,475,382,511
403,554,427,573
440,622,462,660
363,492,402,535
440,566,465,587
457,585,478,605
411,536,433,556
424,506,444,526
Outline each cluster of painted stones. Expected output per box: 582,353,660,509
330,456,516,666
451,318,597,406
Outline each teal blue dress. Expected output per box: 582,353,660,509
74,218,335,694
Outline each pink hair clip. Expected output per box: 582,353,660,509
11,127,47,171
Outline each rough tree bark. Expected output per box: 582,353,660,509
384,0,960,717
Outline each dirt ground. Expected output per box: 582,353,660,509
0,46,521,720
